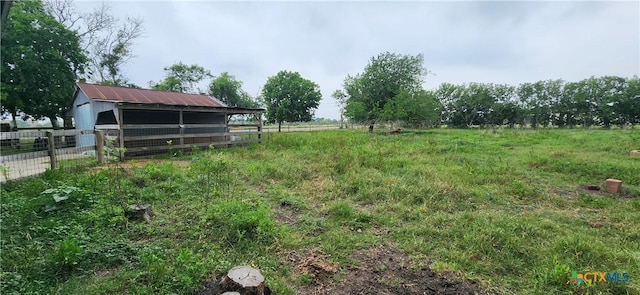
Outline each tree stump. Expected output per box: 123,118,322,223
219,266,268,295
605,179,622,194
125,204,153,224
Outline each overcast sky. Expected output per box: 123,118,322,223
75,0,639,120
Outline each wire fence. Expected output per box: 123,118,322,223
0,123,351,182
0,129,101,182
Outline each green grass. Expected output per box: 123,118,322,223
1,128,639,294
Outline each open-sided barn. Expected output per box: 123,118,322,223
69,82,264,157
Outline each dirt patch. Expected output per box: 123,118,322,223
577,185,638,199
296,244,488,295
287,249,339,285
274,200,303,226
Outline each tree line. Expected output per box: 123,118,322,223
336,52,640,131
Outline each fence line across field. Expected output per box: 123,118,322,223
0,123,263,182
0,123,349,182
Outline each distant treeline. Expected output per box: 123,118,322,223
383,76,640,129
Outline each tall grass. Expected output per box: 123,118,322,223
1,128,638,294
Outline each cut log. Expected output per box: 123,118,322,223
219,266,268,295
125,204,153,224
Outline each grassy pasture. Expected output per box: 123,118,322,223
1,128,639,294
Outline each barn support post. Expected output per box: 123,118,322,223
226,112,231,147
179,110,184,146
47,131,57,169
95,130,104,165
117,107,125,160
257,113,262,143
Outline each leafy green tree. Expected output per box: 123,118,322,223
261,70,322,132
150,62,212,93
342,52,428,132
591,76,627,128
619,76,640,127
381,89,441,128
208,72,258,108
486,84,521,127
1,0,87,128
44,0,144,86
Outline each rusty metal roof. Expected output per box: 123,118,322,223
76,83,226,108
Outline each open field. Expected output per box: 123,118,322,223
1,129,639,294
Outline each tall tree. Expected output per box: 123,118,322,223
261,70,322,132
342,52,428,132
44,0,144,86
1,0,87,128
150,62,212,93
331,89,347,128
208,72,258,108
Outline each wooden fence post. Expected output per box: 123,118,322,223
95,130,104,165
47,131,57,169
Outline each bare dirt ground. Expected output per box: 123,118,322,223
194,243,487,295
292,244,486,295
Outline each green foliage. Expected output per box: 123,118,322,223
343,52,427,126
380,89,442,127
436,76,640,128
55,237,83,270
150,62,212,93
189,150,232,199
43,0,144,86
262,70,322,132
208,72,259,108
208,199,278,247
1,0,87,124
39,184,93,213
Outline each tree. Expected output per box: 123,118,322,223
44,0,144,86
486,84,520,127
380,89,441,128
150,62,212,93
331,89,347,128
620,76,640,127
1,0,87,128
342,52,428,132
208,72,258,108
261,70,322,132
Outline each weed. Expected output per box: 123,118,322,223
55,236,83,271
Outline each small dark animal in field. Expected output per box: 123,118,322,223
33,137,49,151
